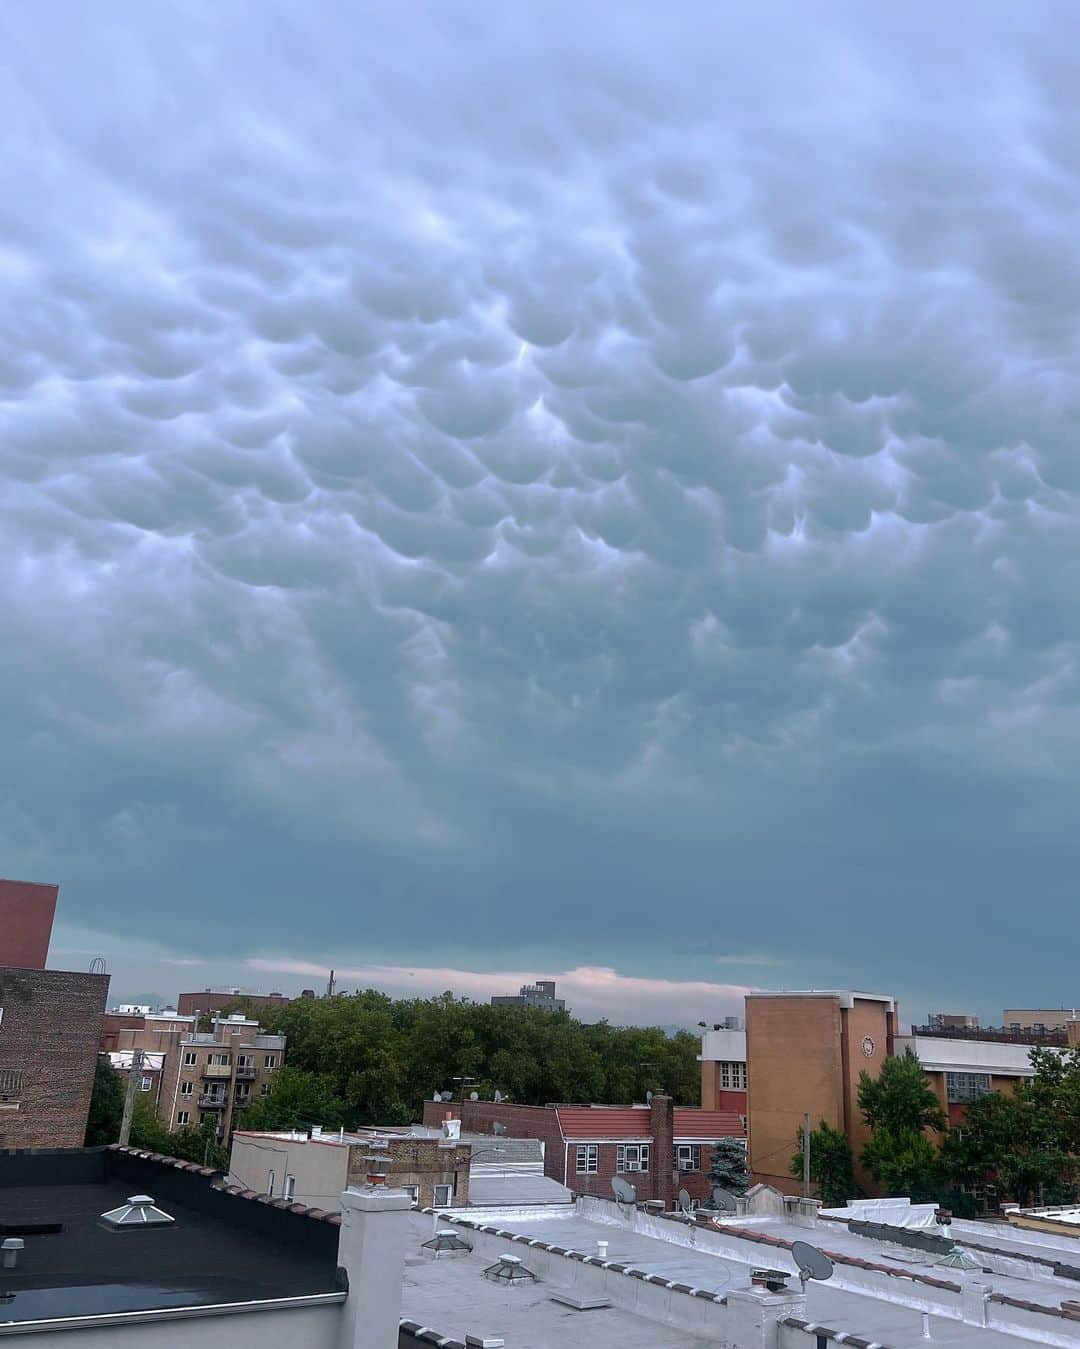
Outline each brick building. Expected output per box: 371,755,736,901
420,1096,745,1206
176,988,292,1018
698,1021,749,1114
111,1012,285,1138
230,1125,471,1209
0,967,110,1147
0,878,59,970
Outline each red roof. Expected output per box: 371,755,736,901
674,1108,745,1139
556,1107,652,1139
554,1105,745,1141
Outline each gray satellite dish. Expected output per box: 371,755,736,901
469,1091,479,1101
494,1090,502,1103
439,1091,453,1101
645,1090,653,1103
711,1187,736,1212
611,1177,636,1204
677,1188,692,1213
492,1121,507,1136
791,1241,834,1290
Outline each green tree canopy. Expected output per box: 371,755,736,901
85,1055,125,1146
237,1067,346,1133
791,1120,859,1208
858,1052,946,1136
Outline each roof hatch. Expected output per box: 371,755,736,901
99,1194,175,1231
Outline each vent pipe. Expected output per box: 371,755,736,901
1,1239,23,1270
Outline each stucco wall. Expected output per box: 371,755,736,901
230,1133,348,1206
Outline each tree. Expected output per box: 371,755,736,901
84,1056,125,1146
940,1084,1070,1207
858,1052,946,1136
709,1138,750,1193
861,1127,940,1202
791,1120,859,1208
237,1067,345,1133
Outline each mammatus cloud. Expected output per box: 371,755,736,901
247,959,753,1027
6,2,1080,1013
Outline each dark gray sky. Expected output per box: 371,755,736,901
4,2,1079,1025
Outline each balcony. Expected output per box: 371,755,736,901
202,1063,232,1079
198,1093,228,1109
235,1064,256,1080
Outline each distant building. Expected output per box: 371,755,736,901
697,1021,748,1113
0,879,109,1147
491,978,566,1013
1003,1007,1079,1034
176,987,291,1017
108,1011,285,1139
422,1095,744,1207
926,1011,980,1031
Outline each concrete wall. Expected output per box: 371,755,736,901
0,1299,344,1347
230,1132,349,1206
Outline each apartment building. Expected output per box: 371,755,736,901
176,987,292,1018
490,979,567,1012
698,1020,748,1113
111,1011,285,1137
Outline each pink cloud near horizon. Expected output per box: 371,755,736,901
245,958,754,1027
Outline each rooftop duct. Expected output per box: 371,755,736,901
935,1246,983,1271
99,1194,175,1232
483,1253,537,1285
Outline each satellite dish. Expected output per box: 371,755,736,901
677,1188,692,1213
791,1241,834,1289
645,1090,653,1103
469,1091,479,1101
611,1177,636,1204
494,1090,502,1103
492,1121,507,1136
441,1091,453,1102
711,1187,737,1212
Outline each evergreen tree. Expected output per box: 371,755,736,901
709,1138,750,1193
84,1055,125,1146
857,1050,945,1198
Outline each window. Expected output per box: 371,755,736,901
616,1143,650,1173
138,1076,152,1093
434,1184,453,1208
283,1175,295,1201
576,1144,598,1175
260,1082,272,1096
676,1144,701,1172
267,1169,276,1196
183,1051,197,1066
180,1080,193,1097
264,1054,277,1070
237,1054,253,1070
719,1061,747,1090
403,1185,419,1207
946,1072,991,1104
211,1052,230,1066
177,1110,190,1125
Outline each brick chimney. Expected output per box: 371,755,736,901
1068,1019,1080,1049
649,1094,675,1208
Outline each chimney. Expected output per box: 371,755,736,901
1068,1019,1080,1049
335,1186,412,1349
443,1115,461,1141
727,1283,807,1349
649,1094,675,1208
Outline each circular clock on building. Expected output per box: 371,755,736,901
861,1036,875,1057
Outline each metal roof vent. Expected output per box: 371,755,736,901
421,1229,472,1259
935,1246,983,1271
483,1253,537,1285
99,1194,175,1231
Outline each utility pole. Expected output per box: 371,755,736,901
802,1112,811,1198
118,1049,146,1147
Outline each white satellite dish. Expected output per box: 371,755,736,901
677,1188,693,1213
494,1090,502,1103
791,1241,834,1290
469,1091,479,1101
611,1177,636,1204
711,1187,736,1212
492,1121,507,1136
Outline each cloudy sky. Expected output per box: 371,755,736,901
4,2,1080,1025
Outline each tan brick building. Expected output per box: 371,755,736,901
111,1012,285,1138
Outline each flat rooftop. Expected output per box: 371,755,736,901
0,1154,340,1324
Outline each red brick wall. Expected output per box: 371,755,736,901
0,967,110,1146
0,880,58,970
176,991,290,1017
